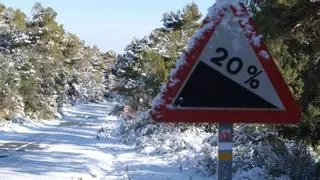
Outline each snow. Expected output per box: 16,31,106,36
138,111,150,120
0,101,318,179
0,102,213,180
259,50,270,60
8,62,14,67
233,167,268,180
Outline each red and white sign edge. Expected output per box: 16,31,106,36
151,3,301,124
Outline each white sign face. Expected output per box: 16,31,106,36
194,11,284,110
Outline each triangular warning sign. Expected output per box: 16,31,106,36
151,3,301,124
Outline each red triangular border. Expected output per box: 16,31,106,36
151,3,301,124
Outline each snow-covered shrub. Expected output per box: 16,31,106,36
118,113,158,145
0,3,110,120
233,167,275,180
115,109,211,156
194,143,217,176
0,53,24,119
178,124,319,179
103,92,124,104
233,124,318,180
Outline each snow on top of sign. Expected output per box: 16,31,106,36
259,50,270,60
251,34,263,47
168,78,180,87
167,104,176,110
231,6,264,49
151,0,265,113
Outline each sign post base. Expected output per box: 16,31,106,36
217,123,233,180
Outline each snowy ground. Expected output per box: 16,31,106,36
0,102,212,180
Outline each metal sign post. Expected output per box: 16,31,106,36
217,123,233,180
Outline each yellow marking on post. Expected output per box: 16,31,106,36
218,152,232,161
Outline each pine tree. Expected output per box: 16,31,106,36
0,2,111,120
111,3,202,111
252,0,320,146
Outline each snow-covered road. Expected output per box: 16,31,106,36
0,102,211,180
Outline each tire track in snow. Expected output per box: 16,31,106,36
0,102,212,180
0,102,123,179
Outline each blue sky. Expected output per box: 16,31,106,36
1,0,213,53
